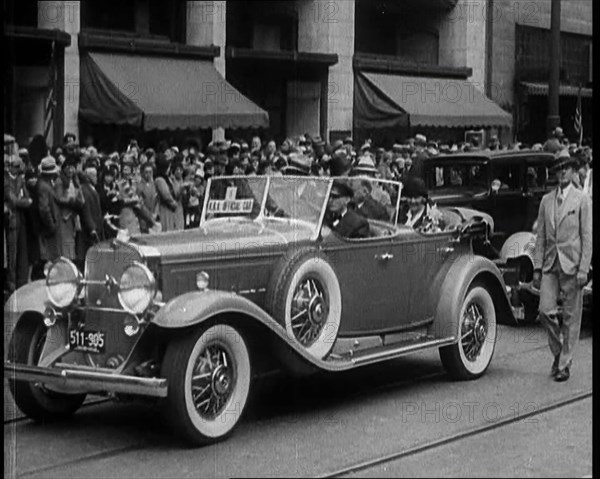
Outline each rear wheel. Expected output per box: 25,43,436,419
8,318,86,422
161,324,251,446
440,286,497,380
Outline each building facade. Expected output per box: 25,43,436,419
4,0,592,149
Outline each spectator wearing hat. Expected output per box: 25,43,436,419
400,176,445,233
155,154,184,232
36,156,63,265
98,163,121,238
330,149,353,176
214,154,228,177
27,134,49,170
23,168,42,280
574,151,593,198
377,152,394,181
532,149,592,382
55,155,85,261
184,168,205,229
282,153,311,176
76,167,104,267
325,180,370,239
4,154,32,291
543,127,564,154
136,163,159,233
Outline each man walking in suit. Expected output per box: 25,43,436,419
532,149,592,382
325,181,370,239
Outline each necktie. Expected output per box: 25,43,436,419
557,194,563,207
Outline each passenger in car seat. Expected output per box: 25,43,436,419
325,181,370,239
399,177,446,233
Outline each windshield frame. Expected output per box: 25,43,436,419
200,175,404,240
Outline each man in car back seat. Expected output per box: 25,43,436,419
325,181,370,239
350,179,389,221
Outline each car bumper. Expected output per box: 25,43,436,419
3,362,168,398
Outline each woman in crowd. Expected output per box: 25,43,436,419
54,155,85,260
155,155,184,232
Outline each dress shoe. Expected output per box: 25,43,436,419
554,367,570,382
551,355,560,377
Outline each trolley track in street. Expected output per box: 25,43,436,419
316,390,593,478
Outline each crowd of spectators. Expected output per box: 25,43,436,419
4,128,593,296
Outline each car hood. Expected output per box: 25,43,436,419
128,218,315,261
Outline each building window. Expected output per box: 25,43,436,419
516,25,592,86
355,0,440,64
81,0,185,43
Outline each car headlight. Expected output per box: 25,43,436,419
46,258,82,308
118,262,156,315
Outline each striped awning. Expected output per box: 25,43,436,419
521,82,593,98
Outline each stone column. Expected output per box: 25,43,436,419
38,1,80,144
187,1,226,141
297,0,354,141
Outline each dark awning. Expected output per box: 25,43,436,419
521,82,593,98
79,52,269,130
354,71,512,129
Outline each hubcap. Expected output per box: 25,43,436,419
191,343,235,419
461,302,487,361
290,277,329,347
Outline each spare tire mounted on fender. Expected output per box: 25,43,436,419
266,247,341,359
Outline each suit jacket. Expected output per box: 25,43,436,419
35,176,63,261
4,173,31,230
353,197,389,221
80,182,104,240
533,186,592,276
331,209,370,239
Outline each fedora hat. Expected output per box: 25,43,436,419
283,153,311,176
551,149,578,171
351,155,378,177
39,155,60,175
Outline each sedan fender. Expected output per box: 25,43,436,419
432,254,517,337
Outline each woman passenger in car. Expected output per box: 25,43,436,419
400,177,445,233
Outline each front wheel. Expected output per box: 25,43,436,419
440,285,497,380
8,317,86,422
161,323,251,446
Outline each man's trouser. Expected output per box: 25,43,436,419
539,257,584,371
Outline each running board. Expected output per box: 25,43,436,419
328,337,457,368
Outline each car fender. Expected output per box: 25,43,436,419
152,290,338,375
432,255,517,338
499,231,536,263
4,280,50,360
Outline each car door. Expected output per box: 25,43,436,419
324,236,403,336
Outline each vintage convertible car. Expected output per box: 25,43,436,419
4,175,516,446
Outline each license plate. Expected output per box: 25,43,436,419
69,329,106,353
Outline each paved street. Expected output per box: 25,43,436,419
4,323,592,478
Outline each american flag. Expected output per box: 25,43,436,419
574,84,583,145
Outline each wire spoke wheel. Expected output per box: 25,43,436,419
161,323,251,445
440,285,497,380
191,343,236,420
290,276,329,348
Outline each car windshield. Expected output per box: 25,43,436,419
201,176,331,226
